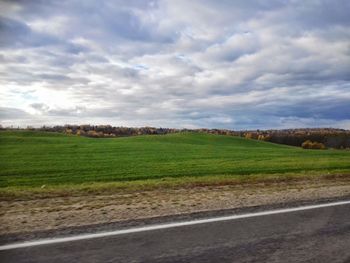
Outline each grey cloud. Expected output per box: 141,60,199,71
0,107,31,119
0,16,59,48
1,0,350,129
30,103,49,111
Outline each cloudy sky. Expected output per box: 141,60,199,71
1,0,349,129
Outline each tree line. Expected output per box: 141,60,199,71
1,125,349,149
242,128,350,149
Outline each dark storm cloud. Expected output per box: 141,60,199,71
0,0,349,129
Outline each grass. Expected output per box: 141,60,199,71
0,130,349,199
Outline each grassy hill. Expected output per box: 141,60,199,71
0,131,349,195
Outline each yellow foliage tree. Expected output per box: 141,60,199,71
302,140,326,149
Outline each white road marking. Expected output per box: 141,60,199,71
1,200,349,251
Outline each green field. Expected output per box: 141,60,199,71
0,130,349,195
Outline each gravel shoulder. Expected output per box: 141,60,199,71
1,175,350,243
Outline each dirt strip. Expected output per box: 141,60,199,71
1,177,350,236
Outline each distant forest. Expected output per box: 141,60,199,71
2,125,350,149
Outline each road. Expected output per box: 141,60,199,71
1,201,350,262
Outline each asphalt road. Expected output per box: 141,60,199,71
1,202,350,263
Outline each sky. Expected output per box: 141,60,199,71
1,0,350,130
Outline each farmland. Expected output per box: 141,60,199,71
0,130,350,196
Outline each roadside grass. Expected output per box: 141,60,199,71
1,172,349,201
1,130,350,200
